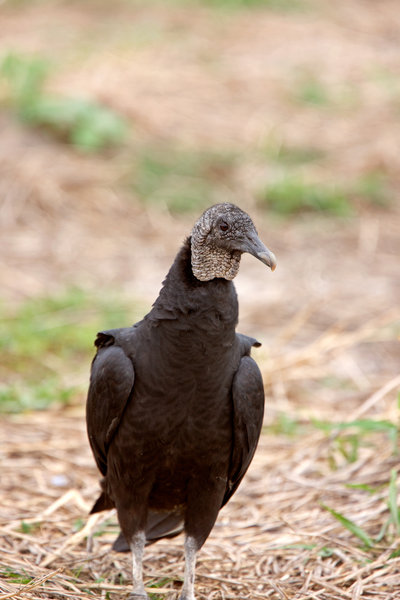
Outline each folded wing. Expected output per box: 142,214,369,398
86,331,135,478
224,350,265,507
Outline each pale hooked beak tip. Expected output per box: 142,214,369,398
257,250,277,271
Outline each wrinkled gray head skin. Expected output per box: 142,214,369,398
191,203,276,282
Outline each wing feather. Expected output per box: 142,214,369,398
86,332,135,477
223,354,264,506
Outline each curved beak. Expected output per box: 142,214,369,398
242,231,277,271
257,248,277,271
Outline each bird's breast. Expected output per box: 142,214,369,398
118,337,237,457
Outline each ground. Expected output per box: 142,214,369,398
0,1,399,599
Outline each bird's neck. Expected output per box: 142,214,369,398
149,237,239,332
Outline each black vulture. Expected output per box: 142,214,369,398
86,203,276,600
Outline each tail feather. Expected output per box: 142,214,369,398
90,491,114,514
112,509,184,552
146,509,184,542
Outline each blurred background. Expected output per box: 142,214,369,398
1,1,399,598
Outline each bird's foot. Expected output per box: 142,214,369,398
178,595,195,600
128,594,148,600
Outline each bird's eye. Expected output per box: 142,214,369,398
219,221,229,232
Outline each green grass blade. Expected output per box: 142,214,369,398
345,483,380,494
322,504,374,548
389,469,400,535
312,418,397,433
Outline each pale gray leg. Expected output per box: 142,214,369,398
129,531,148,599
179,535,198,600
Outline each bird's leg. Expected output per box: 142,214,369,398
129,531,148,600
179,535,198,600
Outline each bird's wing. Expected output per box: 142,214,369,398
222,351,265,507
86,330,135,477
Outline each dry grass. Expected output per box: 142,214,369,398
1,307,399,599
1,1,400,598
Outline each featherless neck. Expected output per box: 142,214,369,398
191,232,241,282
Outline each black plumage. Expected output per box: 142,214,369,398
86,203,276,600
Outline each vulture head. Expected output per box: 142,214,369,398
191,203,276,281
